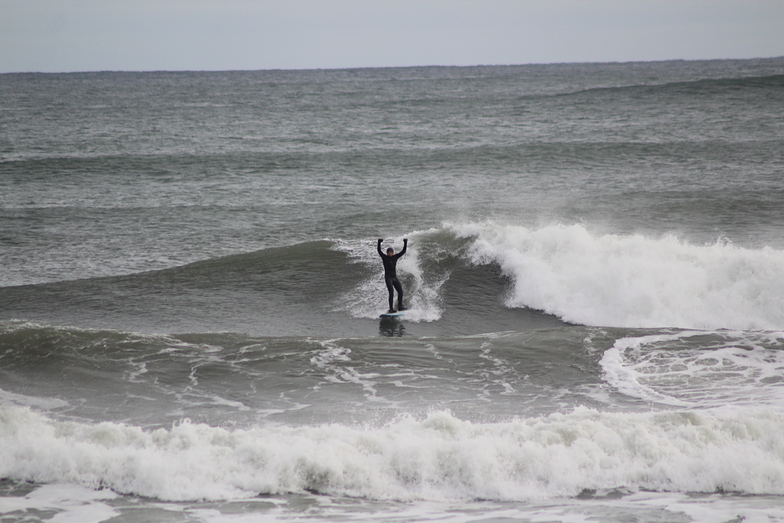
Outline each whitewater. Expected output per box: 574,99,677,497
4,406,784,501
454,222,784,330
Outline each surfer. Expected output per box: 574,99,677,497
377,238,408,313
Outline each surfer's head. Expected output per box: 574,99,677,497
387,248,394,256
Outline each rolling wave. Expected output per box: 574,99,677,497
2,222,783,333
450,222,784,331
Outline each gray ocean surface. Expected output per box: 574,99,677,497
2,58,784,522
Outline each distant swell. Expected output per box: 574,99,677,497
560,73,784,100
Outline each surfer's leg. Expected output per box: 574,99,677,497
393,278,404,310
385,277,395,312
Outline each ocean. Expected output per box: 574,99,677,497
2,58,784,522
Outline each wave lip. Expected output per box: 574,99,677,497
452,222,784,330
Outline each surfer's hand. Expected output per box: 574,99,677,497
378,238,384,243
403,238,408,243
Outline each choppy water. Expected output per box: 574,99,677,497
2,58,784,522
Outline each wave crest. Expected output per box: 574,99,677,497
452,222,784,330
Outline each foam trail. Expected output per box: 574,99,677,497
0,484,118,523
4,406,784,503
601,330,784,407
600,334,699,407
452,222,784,330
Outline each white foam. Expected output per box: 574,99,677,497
0,483,118,523
600,333,696,407
451,222,784,330
601,330,784,408
4,406,784,503
0,387,70,410
310,340,386,402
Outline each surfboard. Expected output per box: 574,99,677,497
379,310,405,318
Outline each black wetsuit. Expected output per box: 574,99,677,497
377,238,407,312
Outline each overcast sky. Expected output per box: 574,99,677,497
2,0,783,73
